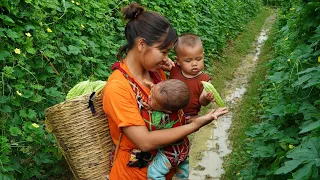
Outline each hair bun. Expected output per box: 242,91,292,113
122,2,145,20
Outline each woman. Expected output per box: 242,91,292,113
103,2,228,179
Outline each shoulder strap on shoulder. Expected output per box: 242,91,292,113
110,62,149,98
149,71,162,84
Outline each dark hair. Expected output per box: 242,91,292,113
116,2,178,61
174,33,203,55
158,79,190,112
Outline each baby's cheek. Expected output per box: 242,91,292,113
148,95,152,105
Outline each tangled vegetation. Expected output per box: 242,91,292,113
232,0,320,179
0,0,262,179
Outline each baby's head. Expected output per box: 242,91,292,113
148,79,190,113
174,33,205,77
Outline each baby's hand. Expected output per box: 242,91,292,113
185,115,199,124
165,58,175,68
185,116,192,124
161,58,175,71
143,79,154,89
204,92,215,102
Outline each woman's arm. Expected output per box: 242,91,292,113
104,76,227,152
122,107,228,152
122,122,197,151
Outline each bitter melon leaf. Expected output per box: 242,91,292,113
275,159,304,174
292,162,315,180
299,120,320,133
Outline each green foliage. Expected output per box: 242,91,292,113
238,0,320,179
0,0,129,178
0,0,262,178
263,0,285,6
141,0,263,61
222,10,277,178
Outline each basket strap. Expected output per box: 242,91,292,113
88,92,96,114
112,133,123,165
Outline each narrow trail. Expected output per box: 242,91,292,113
189,14,276,180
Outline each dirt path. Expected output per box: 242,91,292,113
189,14,276,180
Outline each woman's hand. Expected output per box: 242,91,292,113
190,107,228,128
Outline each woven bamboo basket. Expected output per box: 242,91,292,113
45,90,112,180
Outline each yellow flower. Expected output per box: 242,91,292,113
318,56,320,63
32,123,39,128
47,28,52,33
290,8,295,11
25,32,32,37
288,59,291,62
16,91,22,96
71,0,75,3
76,2,80,5
14,48,21,54
81,24,85,29
285,37,288,41
289,144,294,149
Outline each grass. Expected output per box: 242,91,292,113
221,12,278,180
211,8,275,93
188,7,275,170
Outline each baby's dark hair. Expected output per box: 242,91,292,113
117,2,178,61
158,79,190,112
174,33,203,55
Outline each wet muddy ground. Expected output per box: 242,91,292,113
189,14,276,180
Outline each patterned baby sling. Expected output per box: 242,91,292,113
110,62,190,168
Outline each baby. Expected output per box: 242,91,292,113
144,79,190,180
146,79,190,113
145,78,227,179
163,33,215,121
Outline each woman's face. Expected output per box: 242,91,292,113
141,42,174,72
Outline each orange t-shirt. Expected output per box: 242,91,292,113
103,61,175,180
